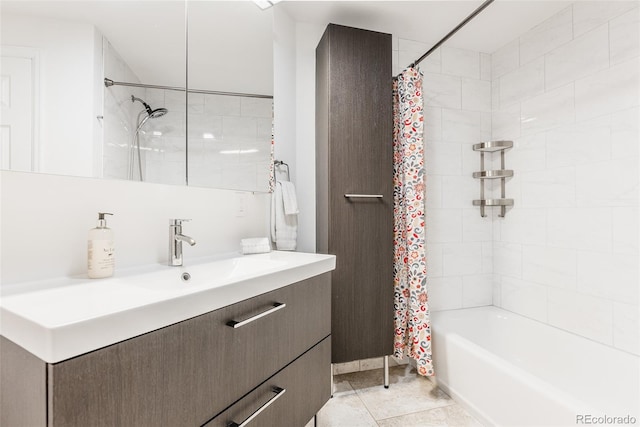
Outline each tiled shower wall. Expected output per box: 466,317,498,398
103,42,272,190
393,41,494,311
490,2,639,355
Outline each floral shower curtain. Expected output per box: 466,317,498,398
392,67,434,376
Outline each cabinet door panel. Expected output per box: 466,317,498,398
48,274,331,426
204,337,331,427
316,24,394,363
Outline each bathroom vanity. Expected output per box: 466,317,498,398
0,252,335,426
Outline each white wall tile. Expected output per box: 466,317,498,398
426,243,443,278
428,276,463,311
240,98,272,118
493,242,522,278
426,175,442,209
497,208,546,245
491,80,500,111
613,302,639,355
501,276,547,322
442,176,477,209
577,250,639,303
492,103,521,141
205,94,241,116
398,40,441,73
547,287,613,345
443,242,482,276
426,209,462,243
492,39,519,79
482,241,493,274
510,132,546,172
545,24,610,91
480,53,491,81
499,57,545,107
522,245,576,289
442,109,482,143
424,107,443,141
441,47,480,79
425,142,461,176
520,6,573,65
613,207,639,255
423,72,462,109
547,207,612,251
611,107,639,159
521,83,575,135
610,7,640,65
481,112,492,141
575,58,640,122
575,157,639,207
573,1,638,37
546,116,611,168
492,275,502,306
462,209,492,242
462,275,493,307
520,167,575,208
461,79,491,112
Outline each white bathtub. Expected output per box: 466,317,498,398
431,306,639,426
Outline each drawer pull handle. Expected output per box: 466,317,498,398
228,386,286,427
344,194,383,198
226,303,286,328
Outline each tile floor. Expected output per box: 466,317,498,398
306,365,483,427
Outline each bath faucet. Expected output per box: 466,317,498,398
169,219,196,266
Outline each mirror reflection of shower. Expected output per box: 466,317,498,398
129,95,168,181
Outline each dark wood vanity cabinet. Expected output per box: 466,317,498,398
316,24,394,363
1,273,331,427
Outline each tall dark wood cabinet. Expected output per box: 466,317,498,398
316,24,393,364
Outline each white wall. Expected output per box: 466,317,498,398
1,13,99,177
490,3,639,355
0,171,270,286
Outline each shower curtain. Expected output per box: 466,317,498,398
393,67,433,376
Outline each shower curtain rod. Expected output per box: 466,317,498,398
396,0,494,76
103,78,273,99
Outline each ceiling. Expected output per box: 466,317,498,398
1,0,574,93
280,0,573,54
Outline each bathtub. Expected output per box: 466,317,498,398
431,306,639,426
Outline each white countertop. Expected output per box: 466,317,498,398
0,251,335,363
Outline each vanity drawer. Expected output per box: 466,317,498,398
48,273,331,427
204,336,331,427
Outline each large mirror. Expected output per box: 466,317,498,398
0,1,274,192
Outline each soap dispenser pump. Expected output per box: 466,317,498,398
88,212,115,279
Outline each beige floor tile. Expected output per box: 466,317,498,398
376,404,484,427
315,393,378,427
332,375,356,396
345,365,454,420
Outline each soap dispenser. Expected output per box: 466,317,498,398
88,212,115,279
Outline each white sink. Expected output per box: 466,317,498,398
0,251,335,363
128,256,288,291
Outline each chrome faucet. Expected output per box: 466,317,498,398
169,219,196,266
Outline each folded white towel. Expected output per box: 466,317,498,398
279,180,299,215
271,181,298,251
241,237,271,255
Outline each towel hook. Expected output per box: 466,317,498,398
274,160,290,181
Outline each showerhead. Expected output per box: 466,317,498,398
149,107,168,118
131,95,168,119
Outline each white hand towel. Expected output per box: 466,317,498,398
279,181,299,215
271,181,298,251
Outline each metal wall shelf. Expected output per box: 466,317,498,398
472,170,514,179
472,140,514,217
